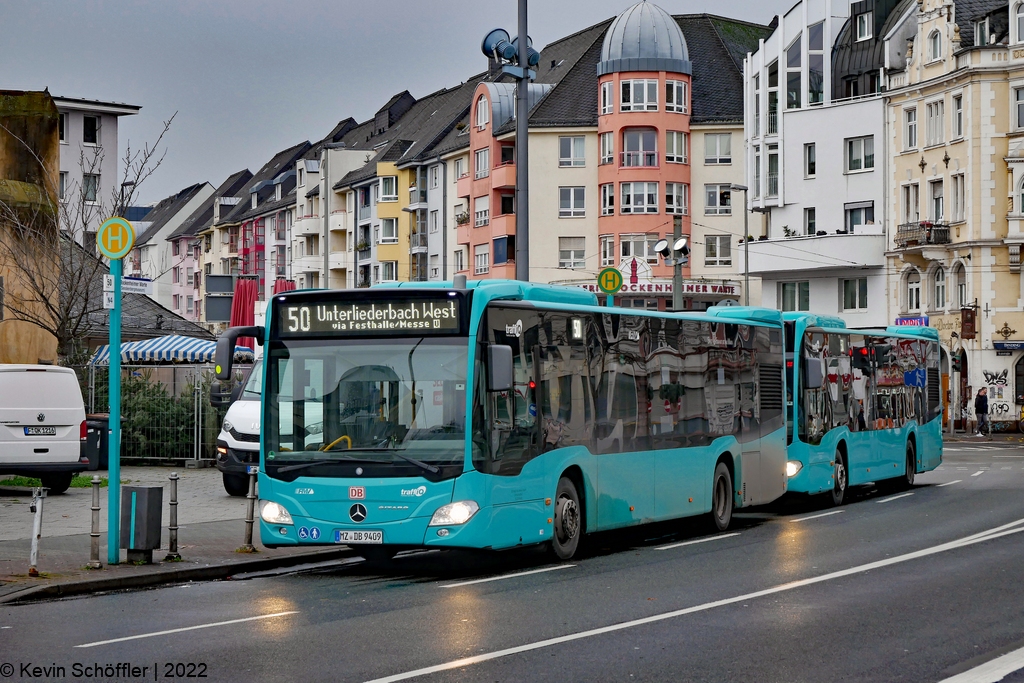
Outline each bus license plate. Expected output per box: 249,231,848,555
335,530,383,544
24,427,56,436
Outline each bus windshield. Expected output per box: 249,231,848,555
263,337,468,478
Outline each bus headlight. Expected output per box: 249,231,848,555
786,460,803,478
429,500,479,526
259,500,294,525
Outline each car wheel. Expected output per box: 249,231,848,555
40,473,73,495
223,472,249,497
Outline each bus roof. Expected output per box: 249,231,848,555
782,312,847,329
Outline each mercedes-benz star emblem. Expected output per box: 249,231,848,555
349,504,367,523
37,413,45,423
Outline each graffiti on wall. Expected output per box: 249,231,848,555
983,369,1008,386
983,368,1014,426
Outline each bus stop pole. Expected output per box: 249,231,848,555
107,257,122,565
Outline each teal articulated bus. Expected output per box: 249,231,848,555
215,280,790,561
782,313,943,505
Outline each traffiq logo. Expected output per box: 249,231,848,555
505,319,523,338
401,486,428,497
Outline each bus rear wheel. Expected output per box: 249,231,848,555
710,462,733,532
829,450,847,507
901,441,916,490
550,476,581,561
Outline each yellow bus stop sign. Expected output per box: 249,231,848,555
598,267,623,295
97,217,136,260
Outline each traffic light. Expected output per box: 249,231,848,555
952,355,962,373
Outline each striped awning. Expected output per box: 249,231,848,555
88,335,254,366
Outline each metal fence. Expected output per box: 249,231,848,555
71,363,252,463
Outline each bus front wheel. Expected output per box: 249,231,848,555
550,477,581,560
829,450,847,507
710,462,733,532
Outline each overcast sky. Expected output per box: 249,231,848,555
3,0,794,204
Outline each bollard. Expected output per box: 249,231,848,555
87,476,102,569
28,486,47,577
238,466,257,553
165,472,181,561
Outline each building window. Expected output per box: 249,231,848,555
845,202,874,231
474,244,490,274
59,171,67,200
767,143,778,196
474,148,490,179
928,30,942,61
856,12,872,41
601,81,614,115
704,133,731,164
57,112,66,143
186,296,194,314
455,157,467,179
429,210,439,233
621,79,658,112
559,136,586,167
767,61,779,134
429,165,439,189
500,194,514,215
666,131,687,163
705,235,732,266
952,174,965,222
842,278,868,311
82,174,99,203
846,136,874,172
665,183,688,215
621,182,658,214
559,237,586,269
954,263,966,307
493,236,511,265
785,36,802,110
666,80,688,113
808,22,824,105
704,184,732,215
622,129,657,166
474,196,490,227
907,271,922,311
953,95,963,138
600,132,614,164
172,294,180,310
902,183,921,222
380,261,398,282
172,267,179,284
905,108,918,148
600,235,615,266
926,101,944,146
454,249,465,273
804,143,816,177
804,207,816,235
621,234,659,264
476,95,489,129
173,241,181,256
559,187,585,218
934,268,946,309
83,115,99,145
1018,3,1024,44
781,281,810,311
1016,88,1024,129
929,180,944,220
600,183,615,216
379,217,398,244
976,18,990,46
380,176,397,201
754,147,761,198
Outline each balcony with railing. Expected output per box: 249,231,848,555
491,162,515,190
294,214,320,236
767,109,778,135
410,232,427,250
766,172,779,198
357,203,371,222
621,151,658,167
895,222,951,248
457,173,472,199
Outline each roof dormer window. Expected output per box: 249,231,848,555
476,95,489,129
928,30,942,61
251,193,257,210
856,12,872,41
976,18,990,46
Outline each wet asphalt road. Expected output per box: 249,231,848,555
2,442,1024,683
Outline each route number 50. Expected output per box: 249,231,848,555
287,306,311,332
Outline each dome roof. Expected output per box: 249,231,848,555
598,1,691,76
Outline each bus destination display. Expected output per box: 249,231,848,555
277,299,460,335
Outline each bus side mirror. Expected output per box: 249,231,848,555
215,325,264,380
803,357,824,389
487,345,514,392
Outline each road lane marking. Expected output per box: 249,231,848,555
440,565,575,588
877,493,914,504
363,520,1024,683
75,611,299,648
937,644,1024,682
993,455,1024,458
790,510,845,522
654,532,740,551
938,480,962,487
972,471,985,477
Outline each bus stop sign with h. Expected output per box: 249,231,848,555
97,216,135,565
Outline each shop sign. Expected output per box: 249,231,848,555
895,316,929,326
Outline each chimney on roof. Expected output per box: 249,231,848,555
488,55,502,77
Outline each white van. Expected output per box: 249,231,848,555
0,365,88,493
215,361,262,496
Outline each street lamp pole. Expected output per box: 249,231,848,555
730,184,749,305
514,0,530,282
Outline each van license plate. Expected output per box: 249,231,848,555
24,427,56,436
334,530,383,544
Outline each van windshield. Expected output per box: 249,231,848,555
240,359,262,401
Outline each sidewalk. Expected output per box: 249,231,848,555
942,431,1024,444
0,466,354,604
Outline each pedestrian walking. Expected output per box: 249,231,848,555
975,388,989,437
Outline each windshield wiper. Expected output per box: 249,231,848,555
274,456,380,474
345,447,441,475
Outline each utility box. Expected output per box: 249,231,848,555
120,486,163,564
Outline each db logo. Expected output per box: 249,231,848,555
349,486,366,499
